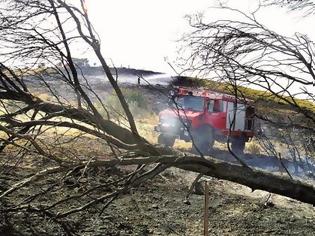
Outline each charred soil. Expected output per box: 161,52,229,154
2,166,315,236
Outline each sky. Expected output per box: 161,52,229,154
82,0,315,74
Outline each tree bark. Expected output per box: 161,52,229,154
90,155,315,205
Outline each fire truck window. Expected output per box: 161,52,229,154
213,100,223,112
208,100,214,112
176,96,204,112
209,100,223,113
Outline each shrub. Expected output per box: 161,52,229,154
105,88,151,122
246,140,261,155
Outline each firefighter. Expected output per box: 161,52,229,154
137,76,141,85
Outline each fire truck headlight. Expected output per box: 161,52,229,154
168,118,178,127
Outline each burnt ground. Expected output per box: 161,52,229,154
78,168,315,236
1,163,315,236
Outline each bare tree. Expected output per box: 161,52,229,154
179,5,314,129
0,0,315,234
263,0,315,15
178,2,315,181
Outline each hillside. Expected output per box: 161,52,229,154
20,66,314,122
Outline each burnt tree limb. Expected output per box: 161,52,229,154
174,156,315,205
90,154,315,206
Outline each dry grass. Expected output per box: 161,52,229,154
136,114,159,144
174,139,191,151
246,140,261,155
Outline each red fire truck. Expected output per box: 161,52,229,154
155,87,255,154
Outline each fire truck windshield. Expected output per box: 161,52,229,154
176,96,204,112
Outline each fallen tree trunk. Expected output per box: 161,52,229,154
175,156,315,206
90,154,315,205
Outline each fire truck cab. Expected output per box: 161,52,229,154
155,87,255,154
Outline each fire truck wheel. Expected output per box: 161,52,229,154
192,126,214,155
231,136,246,155
158,134,175,147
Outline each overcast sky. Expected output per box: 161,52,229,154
83,0,315,74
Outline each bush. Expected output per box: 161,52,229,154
122,88,147,109
246,140,261,155
105,88,151,122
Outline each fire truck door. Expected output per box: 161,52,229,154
226,102,246,131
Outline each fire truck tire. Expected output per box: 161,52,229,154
231,136,246,155
192,126,214,155
158,134,175,147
